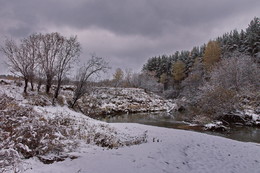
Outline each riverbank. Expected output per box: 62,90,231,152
104,112,260,144
73,87,176,118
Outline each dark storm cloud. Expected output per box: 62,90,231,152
2,0,259,37
0,0,259,75
8,25,34,38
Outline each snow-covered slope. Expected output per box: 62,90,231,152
75,87,176,117
25,123,260,173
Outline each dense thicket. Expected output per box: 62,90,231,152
142,17,260,121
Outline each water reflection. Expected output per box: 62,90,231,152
103,112,260,143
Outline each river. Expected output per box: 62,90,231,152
103,112,260,143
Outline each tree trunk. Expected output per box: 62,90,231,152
70,95,80,108
30,79,34,91
24,79,28,93
70,99,77,108
54,81,61,99
37,81,42,92
46,84,51,93
45,78,52,94
163,82,168,91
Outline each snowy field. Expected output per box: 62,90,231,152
1,80,260,173
25,122,260,173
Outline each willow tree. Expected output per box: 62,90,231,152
1,36,39,93
54,36,81,99
37,32,80,96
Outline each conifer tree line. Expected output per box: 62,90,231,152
142,17,260,92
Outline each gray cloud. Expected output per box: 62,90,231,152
0,0,259,75
3,0,259,37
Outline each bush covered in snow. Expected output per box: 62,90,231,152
175,55,260,125
72,87,175,118
0,93,148,172
0,95,77,169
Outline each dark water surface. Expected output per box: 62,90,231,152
103,112,260,143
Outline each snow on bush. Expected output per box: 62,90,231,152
204,121,229,132
0,94,147,172
74,87,175,117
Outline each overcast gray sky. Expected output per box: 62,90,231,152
0,0,259,78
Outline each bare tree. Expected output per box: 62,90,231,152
1,33,80,96
35,67,45,92
1,39,36,93
21,34,41,91
123,68,133,87
54,36,81,99
70,56,110,108
38,32,64,94
37,33,81,97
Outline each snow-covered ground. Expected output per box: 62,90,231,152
25,123,260,173
26,106,260,173
1,80,260,173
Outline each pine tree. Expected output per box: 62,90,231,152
245,17,260,60
239,29,246,52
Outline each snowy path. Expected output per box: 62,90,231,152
25,123,260,173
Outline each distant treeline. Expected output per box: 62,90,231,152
142,17,260,87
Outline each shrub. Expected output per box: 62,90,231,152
196,87,239,119
185,54,260,121
0,95,78,169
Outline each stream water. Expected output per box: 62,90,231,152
103,112,260,144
